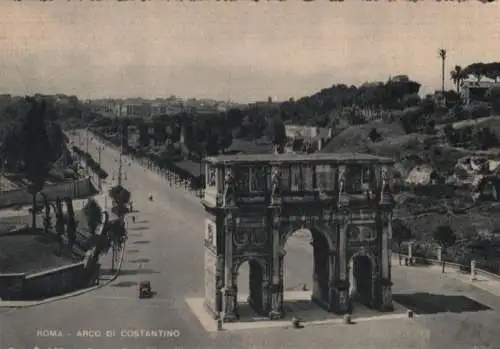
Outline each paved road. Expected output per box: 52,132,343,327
1,130,499,349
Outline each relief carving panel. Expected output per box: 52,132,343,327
250,166,268,192
233,228,250,248
346,223,377,242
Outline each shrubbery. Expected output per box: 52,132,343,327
72,146,108,179
444,124,499,150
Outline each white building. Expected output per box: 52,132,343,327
461,78,500,104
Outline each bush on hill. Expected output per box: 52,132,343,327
321,121,405,153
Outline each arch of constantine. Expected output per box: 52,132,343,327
201,153,395,322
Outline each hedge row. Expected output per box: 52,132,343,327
92,129,203,186
72,146,108,179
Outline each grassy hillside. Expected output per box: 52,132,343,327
321,121,405,153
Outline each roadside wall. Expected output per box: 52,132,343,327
0,273,25,300
23,262,86,300
0,178,93,208
0,244,100,300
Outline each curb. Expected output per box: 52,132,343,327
0,240,127,309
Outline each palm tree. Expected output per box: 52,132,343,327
450,65,464,94
438,49,447,94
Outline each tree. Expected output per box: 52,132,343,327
450,65,465,94
270,114,287,153
41,193,53,236
402,93,421,108
443,124,455,144
464,62,486,82
120,123,129,152
64,197,77,254
53,197,65,254
485,62,500,82
109,185,131,219
392,219,412,265
487,86,500,114
438,49,447,94
83,198,102,235
46,122,65,163
107,219,127,271
94,212,111,257
433,224,457,272
216,117,233,153
20,98,54,229
368,128,382,142
137,121,150,148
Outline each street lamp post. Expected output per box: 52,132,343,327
97,146,103,191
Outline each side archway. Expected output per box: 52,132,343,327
348,251,377,308
232,256,269,317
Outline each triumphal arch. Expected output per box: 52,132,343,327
201,153,395,322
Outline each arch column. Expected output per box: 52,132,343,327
327,249,337,311
379,211,394,311
223,213,238,322
378,162,395,312
333,213,350,314
268,208,284,320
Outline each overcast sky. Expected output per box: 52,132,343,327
0,1,499,102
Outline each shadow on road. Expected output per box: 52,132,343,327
136,220,149,224
127,249,140,253
133,240,151,245
129,233,143,237
129,227,149,231
129,258,150,263
118,268,159,276
111,281,138,288
393,292,491,314
101,268,160,276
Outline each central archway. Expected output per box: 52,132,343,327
281,227,333,315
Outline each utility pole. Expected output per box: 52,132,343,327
118,149,123,187
86,127,89,153
97,146,102,191
0,160,4,196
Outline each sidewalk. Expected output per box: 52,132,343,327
393,257,500,297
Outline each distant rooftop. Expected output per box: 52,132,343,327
205,153,394,165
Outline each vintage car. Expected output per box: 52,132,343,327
139,280,152,298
